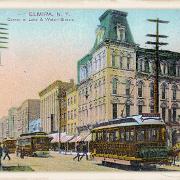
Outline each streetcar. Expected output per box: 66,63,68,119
3,138,17,153
16,132,52,157
90,113,170,167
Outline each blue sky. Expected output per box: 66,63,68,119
0,9,180,116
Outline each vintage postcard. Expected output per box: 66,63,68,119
0,2,180,180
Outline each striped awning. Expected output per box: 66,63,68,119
49,133,66,143
69,136,82,143
83,133,91,142
61,135,74,143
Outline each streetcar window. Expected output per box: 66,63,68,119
120,130,125,142
103,131,107,141
147,129,158,141
129,130,134,142
161,128,166,141
125,131,130,141
109,132,114,142
114,130,119,141
92,132,96,141
137,130,145,141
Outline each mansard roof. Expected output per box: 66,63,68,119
93,9,135,50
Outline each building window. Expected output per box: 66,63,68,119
127,57,130,70
138,83,143,97
177,66,180,77
138,105,142,115
126,105,130,117
172,89,176,100
64,113,66,120
150,83,154,98
112,78,118,94
117,25,125,41
126,82,130,96
74,109,76,119
112,104,117,119
162,84,166,99
173,108,176,122
68,98,70,106
150,106,154,113
139,60,143,71
163,64,166,74
68,111,70,120
162,107,166,121
112,54,116,67
145,60,149,72
71,97,73,105
71,110,73,119
119,56,123,69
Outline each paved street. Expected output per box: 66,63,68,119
1,151,180,172
1,151,121,172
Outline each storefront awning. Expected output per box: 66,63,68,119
61,135,74,143
83,133,91,142
69,136,82,143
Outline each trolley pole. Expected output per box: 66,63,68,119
146,18,169,113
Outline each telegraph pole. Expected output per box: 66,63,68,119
0,23,8,64
57,86,66,154
146,18,169,113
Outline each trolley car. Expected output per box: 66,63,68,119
90,113,170,167
16,132,52,157
3,138,17,153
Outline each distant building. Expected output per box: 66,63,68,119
29,118,42,133
39,80,74,134
16,99,40,136
66,85,78,135
7,107,17,138
0,116,8,141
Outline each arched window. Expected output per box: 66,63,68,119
125,80,130,96
150,82,154,98
162,84,166,99
138,82,143,97
173,108,177,122
112,53,116,67
119,56,123,69
126,104,130,117
127,56,130,70
112,78,118,94
172,89,176,100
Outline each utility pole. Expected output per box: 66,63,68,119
57,86,66,154
146,18,169,113
0,23,8,65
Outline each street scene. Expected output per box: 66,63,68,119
0,8,180,175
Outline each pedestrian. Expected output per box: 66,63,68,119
3,145,11,160
20,147,24,159
80,141,88,160
0,143,3,166
73,142,81,161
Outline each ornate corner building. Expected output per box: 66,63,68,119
76,9,180,146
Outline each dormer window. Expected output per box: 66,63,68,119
117,24,125,41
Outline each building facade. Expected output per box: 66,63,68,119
77,9,180,146
0,116,8,141
16,99,40,135
77,10,137,131
7,107,17,138
39,80,74,134
66,85,78,135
